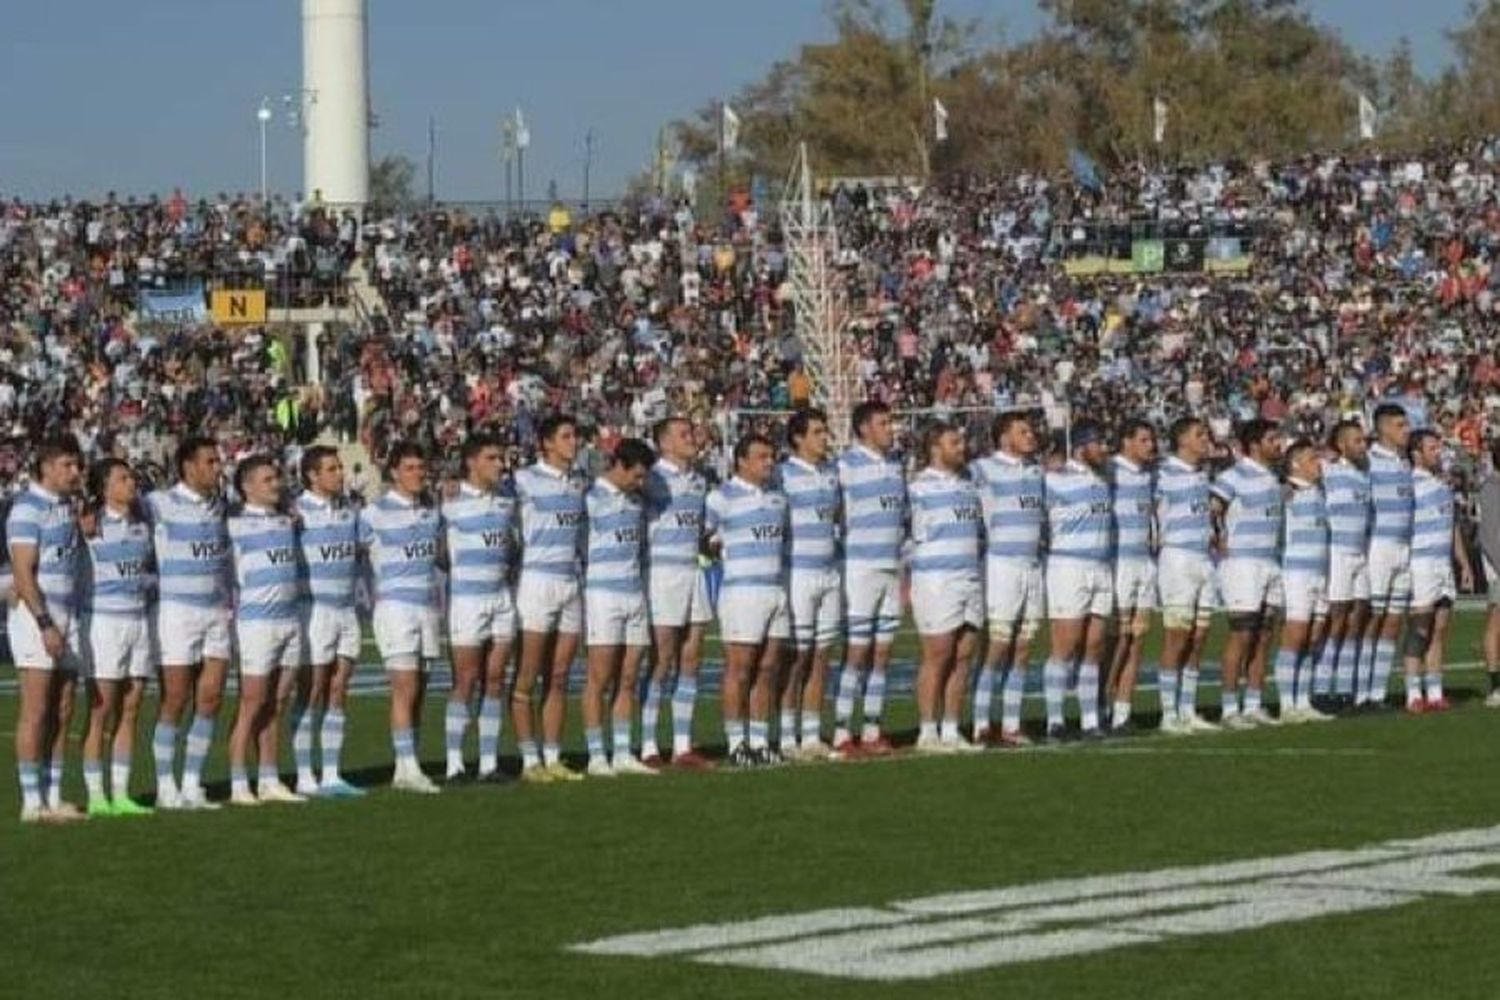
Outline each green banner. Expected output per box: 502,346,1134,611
1131,239,1165,273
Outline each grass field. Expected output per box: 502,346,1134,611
4,610,1500,999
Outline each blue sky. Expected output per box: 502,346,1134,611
0,0,1475,202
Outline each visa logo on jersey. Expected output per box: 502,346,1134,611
403,540,437,560
266,548,297,566
190,540,227,560
114,559,148,578
481,530,507,548
878,495,903,512
318,542,357,562
954,505,982,523
555,511,586,528
751,524,785,541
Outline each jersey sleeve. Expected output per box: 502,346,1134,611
704,491,723,536
5,501,39,550
1210,468,1238,504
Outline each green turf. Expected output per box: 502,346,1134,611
2,611,1499,998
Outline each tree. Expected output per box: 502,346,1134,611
368,154,417,214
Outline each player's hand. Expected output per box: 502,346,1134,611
41,625,65,659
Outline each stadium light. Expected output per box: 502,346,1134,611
257,98,274,207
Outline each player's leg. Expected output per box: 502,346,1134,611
1219,612,1256,724
229,669,270,806
611,643,653,774
154,662,195,806
1111,608,1149,732
1320,601,1350,704
944,626,980,749
976,626,1012,744
1401,604,1434,713
750,636,784,763
644,624,679,764
82,676,119,816
1045,616,1083,737
1276,617,1309,721
675,622,707,757
387,660,437,792
1423,602,1452,710
46,667,79,814
180,653,228,806
916,628,954,750
320,653,360,794
112,676,152,813
256,658,305,802
583,642,618,776
477,638,512,779
446,643,484,781
1243,601,1279,724
781,640,809,759
512,629,550,778
856,574,900,755
1077,613,1108,736
722,642,753,764
15,667,58,822
542,628,582,779
292,662,324,794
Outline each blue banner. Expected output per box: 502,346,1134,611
138,284,208,325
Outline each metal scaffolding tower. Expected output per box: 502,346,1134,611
779,142,857,445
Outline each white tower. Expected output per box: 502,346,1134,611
302,0,369,207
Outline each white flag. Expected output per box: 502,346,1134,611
933,98,949,143
1358,93,1377,141
514,107,530,150
1152,96,1168,145
721,103,741,153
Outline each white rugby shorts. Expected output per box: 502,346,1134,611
517,575,583,634
1045,558,1113,620
7,603,82,672
844,566,901,647
1327,549,1371,604
448,590,517,648
1410,558,1455,609
911,572,984,636
373,600,442,670
154,602,232,666
985,558,1045,639
789,568,843,650
236,619,302,676
647,566,713,629
718,585,790,645
585,589,649,647
85,613,152,681
1367,541,1413,611
1114,558,1158,614
1281,571,1329,622
301,603,362,666
1218,557,1283,614
1157,548,1218,616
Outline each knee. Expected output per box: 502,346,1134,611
1404,618,1433,657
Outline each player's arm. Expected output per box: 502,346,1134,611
701,493,723,559
8,533,63,657
1455,517,1476,592
1209,494,1229,557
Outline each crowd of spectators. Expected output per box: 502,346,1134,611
7,134,1500,504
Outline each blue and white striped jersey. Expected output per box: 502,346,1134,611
5,484,81,613
145,483,229,610
1282,481,1329,576
358,490,441,608
1411,468,1454,563
585,478,645,596
295,491,359,610
1368,443,1415,546
1211,457,1283,563
1044,460,1113,563
514,461,587,581
969,451,1044,564
1155,455,1213,556
83,508,153,617
1110,455,1155,562
837,445,906,574
705,477,788,589
1322,457,1372,554
778,456,840,574
228,505,302,623
441,482,516,599
907,467,983,579
644,459,706,573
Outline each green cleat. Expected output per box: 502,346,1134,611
111,797,154,818
86,799,117,819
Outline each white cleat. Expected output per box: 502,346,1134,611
1182,714,1220,733
914,735,956,755
179,786,222,811
1243,708,1280,727
1221,713,1257,731
610,755,658,777
391,768,441,795
1279,707,1308,726
257,781,308,804
20,804,47,824
586,758,617,778
230,789,262,808
1486,689,1500,709
797,739,832,761
942,737,984,755
155,786,185,811
1301,704,1335,723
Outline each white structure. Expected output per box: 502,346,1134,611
301,0,369,208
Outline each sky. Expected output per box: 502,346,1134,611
0,0,1478,203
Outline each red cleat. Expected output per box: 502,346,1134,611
830,738,862,761
1406,700,1428,716
996,729,1032,748
1425,696,1452,713
860,735,896,757
671,750,714,771
640,754,665,770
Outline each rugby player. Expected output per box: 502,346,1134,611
1276,439,1333,723
1359,403,1415,710
1105,419,1157,733
908,422,983,754
359,441,443,794
776,408,841,760
8,435,85,823
832,401,905,758
512,415,588,783
705,433,790,767
79,458,155,816
1313,420,1372,712
1212,419,1284,729
641,416,713,768
291,446,365,797
440,434,517,783
148,435,231,811
1479,443,1500,707
1404,429,1472,713
581,438,657,777
1154,418,1219,732
970,409,1044,747
226,455,306,805
1042,422,1114,740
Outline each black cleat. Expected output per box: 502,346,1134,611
444,770,474,787
1080,728,1106,743
478,769,513,786
729,742,756,769
1045,723,1069,744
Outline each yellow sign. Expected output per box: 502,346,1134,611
211,289,266,325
